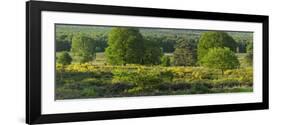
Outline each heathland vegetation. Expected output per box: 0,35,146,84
55,25,253,100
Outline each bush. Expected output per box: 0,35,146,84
55,63,253,99
160,69,174,82
108,83,134,94
169,82,191,91
81,87,96,97
212,78,240,88
126,87,145,95
55,87,81,99
113,67,162,88
161,55,171,67
190,83,210,94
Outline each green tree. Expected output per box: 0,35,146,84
161,55,171,67
71,33,96,63
245,42,253,65
201,47,240,75
56,34,71,52
197,31,237,63
105,27,144,65
57,51,72,80
57,51,72,65
142,39,163,65
173,39,197,66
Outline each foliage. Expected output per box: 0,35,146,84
71,33,96,63
55,25,254,100
55,63,253,99
161,55,171,67
56,34,71,52
173,39,197,66
56,25,252,54
197,31,237,63
105,27,144,65
142,39,163,65
112,67,163,88
57,51,72,65
245,42,253,65
201,47,240,75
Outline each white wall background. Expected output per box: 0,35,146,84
0,0,279,124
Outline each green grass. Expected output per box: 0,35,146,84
55,52,253,100
55,63,253,100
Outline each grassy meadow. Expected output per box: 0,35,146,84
55,25,253,100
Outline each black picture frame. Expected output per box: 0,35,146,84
26,1,269,124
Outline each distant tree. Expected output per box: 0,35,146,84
201,47,240,75
160,36,176,53
197,31,237,63
92,33,108,52
246,41,253,53
56,34,71,52
161,55,171,67
142,39,163,65
105,27,144,65
57,51,72,80
236,40,247,53
245,42,253,65
71,34,96,63
57,51,72,65
173,39,197,66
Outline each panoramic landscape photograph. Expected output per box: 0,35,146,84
55,24,253,100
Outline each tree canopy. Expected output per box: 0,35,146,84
142,39,163,65
56,34,71,52
161,55,171,67
57,51,72,65
105,27,144,65
173,39,197,66
71,33,96,63
197,31,237,63
201,47,240,75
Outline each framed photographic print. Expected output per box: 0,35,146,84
26,1,269,124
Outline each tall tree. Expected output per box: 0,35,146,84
197,31,237,63
57,51,72,65
56,34,71,52
173,39,197,66
161,55,171,67
142,38,163,65
105,27,144,65
71,33,96,63
201,47,240,75
57,51,72,80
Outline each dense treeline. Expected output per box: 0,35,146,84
56,25,253,54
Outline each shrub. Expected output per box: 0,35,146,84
81,88,96,97
55,87,81,99
161,55,171,67
108,83,134,94
190,83,210,94
113,67,162,88
126,86,145,95
212,78,240,88
169,82,191,91
160,69,174,82
191,68,216,80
